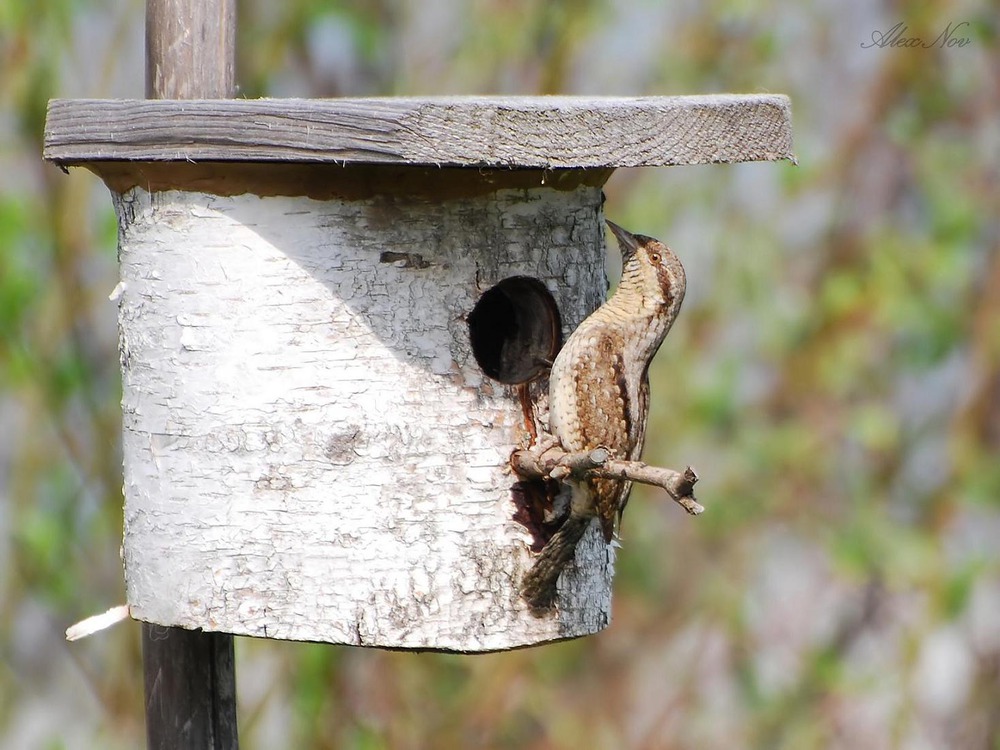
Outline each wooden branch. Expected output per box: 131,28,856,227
511,447,702,514
592,461,702,515
43,95,794,168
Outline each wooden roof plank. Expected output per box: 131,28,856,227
44,95,794,168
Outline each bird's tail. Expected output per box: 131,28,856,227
520,512,593,612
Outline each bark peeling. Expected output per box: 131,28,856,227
116,182,612,651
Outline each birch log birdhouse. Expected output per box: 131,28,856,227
43,96,793,652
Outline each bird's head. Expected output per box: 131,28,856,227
606,220,686,315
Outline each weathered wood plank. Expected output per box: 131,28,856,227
43,95,793,168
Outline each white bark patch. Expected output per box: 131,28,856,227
115,185,611,651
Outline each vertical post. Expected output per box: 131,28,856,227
142,1,238,748
146,0,236,99
143,625,239,749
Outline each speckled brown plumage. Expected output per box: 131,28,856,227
548,221,687,542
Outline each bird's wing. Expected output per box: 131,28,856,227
616,371,649,530
564,332,638,542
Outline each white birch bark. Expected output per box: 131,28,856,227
115,180,612,651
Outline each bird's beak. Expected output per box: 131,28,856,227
606,220,640,260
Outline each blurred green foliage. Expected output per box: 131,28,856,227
2,0,999,748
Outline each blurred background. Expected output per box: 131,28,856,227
2,0,998,747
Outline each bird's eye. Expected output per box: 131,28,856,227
649,252,661,264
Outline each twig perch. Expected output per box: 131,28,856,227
512,442,702,611
510,446,702,514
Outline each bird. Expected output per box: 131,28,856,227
522,220,686,608
549,220,687,541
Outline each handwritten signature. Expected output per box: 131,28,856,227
862,21,972,49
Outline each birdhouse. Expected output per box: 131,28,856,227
44,96,793,652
